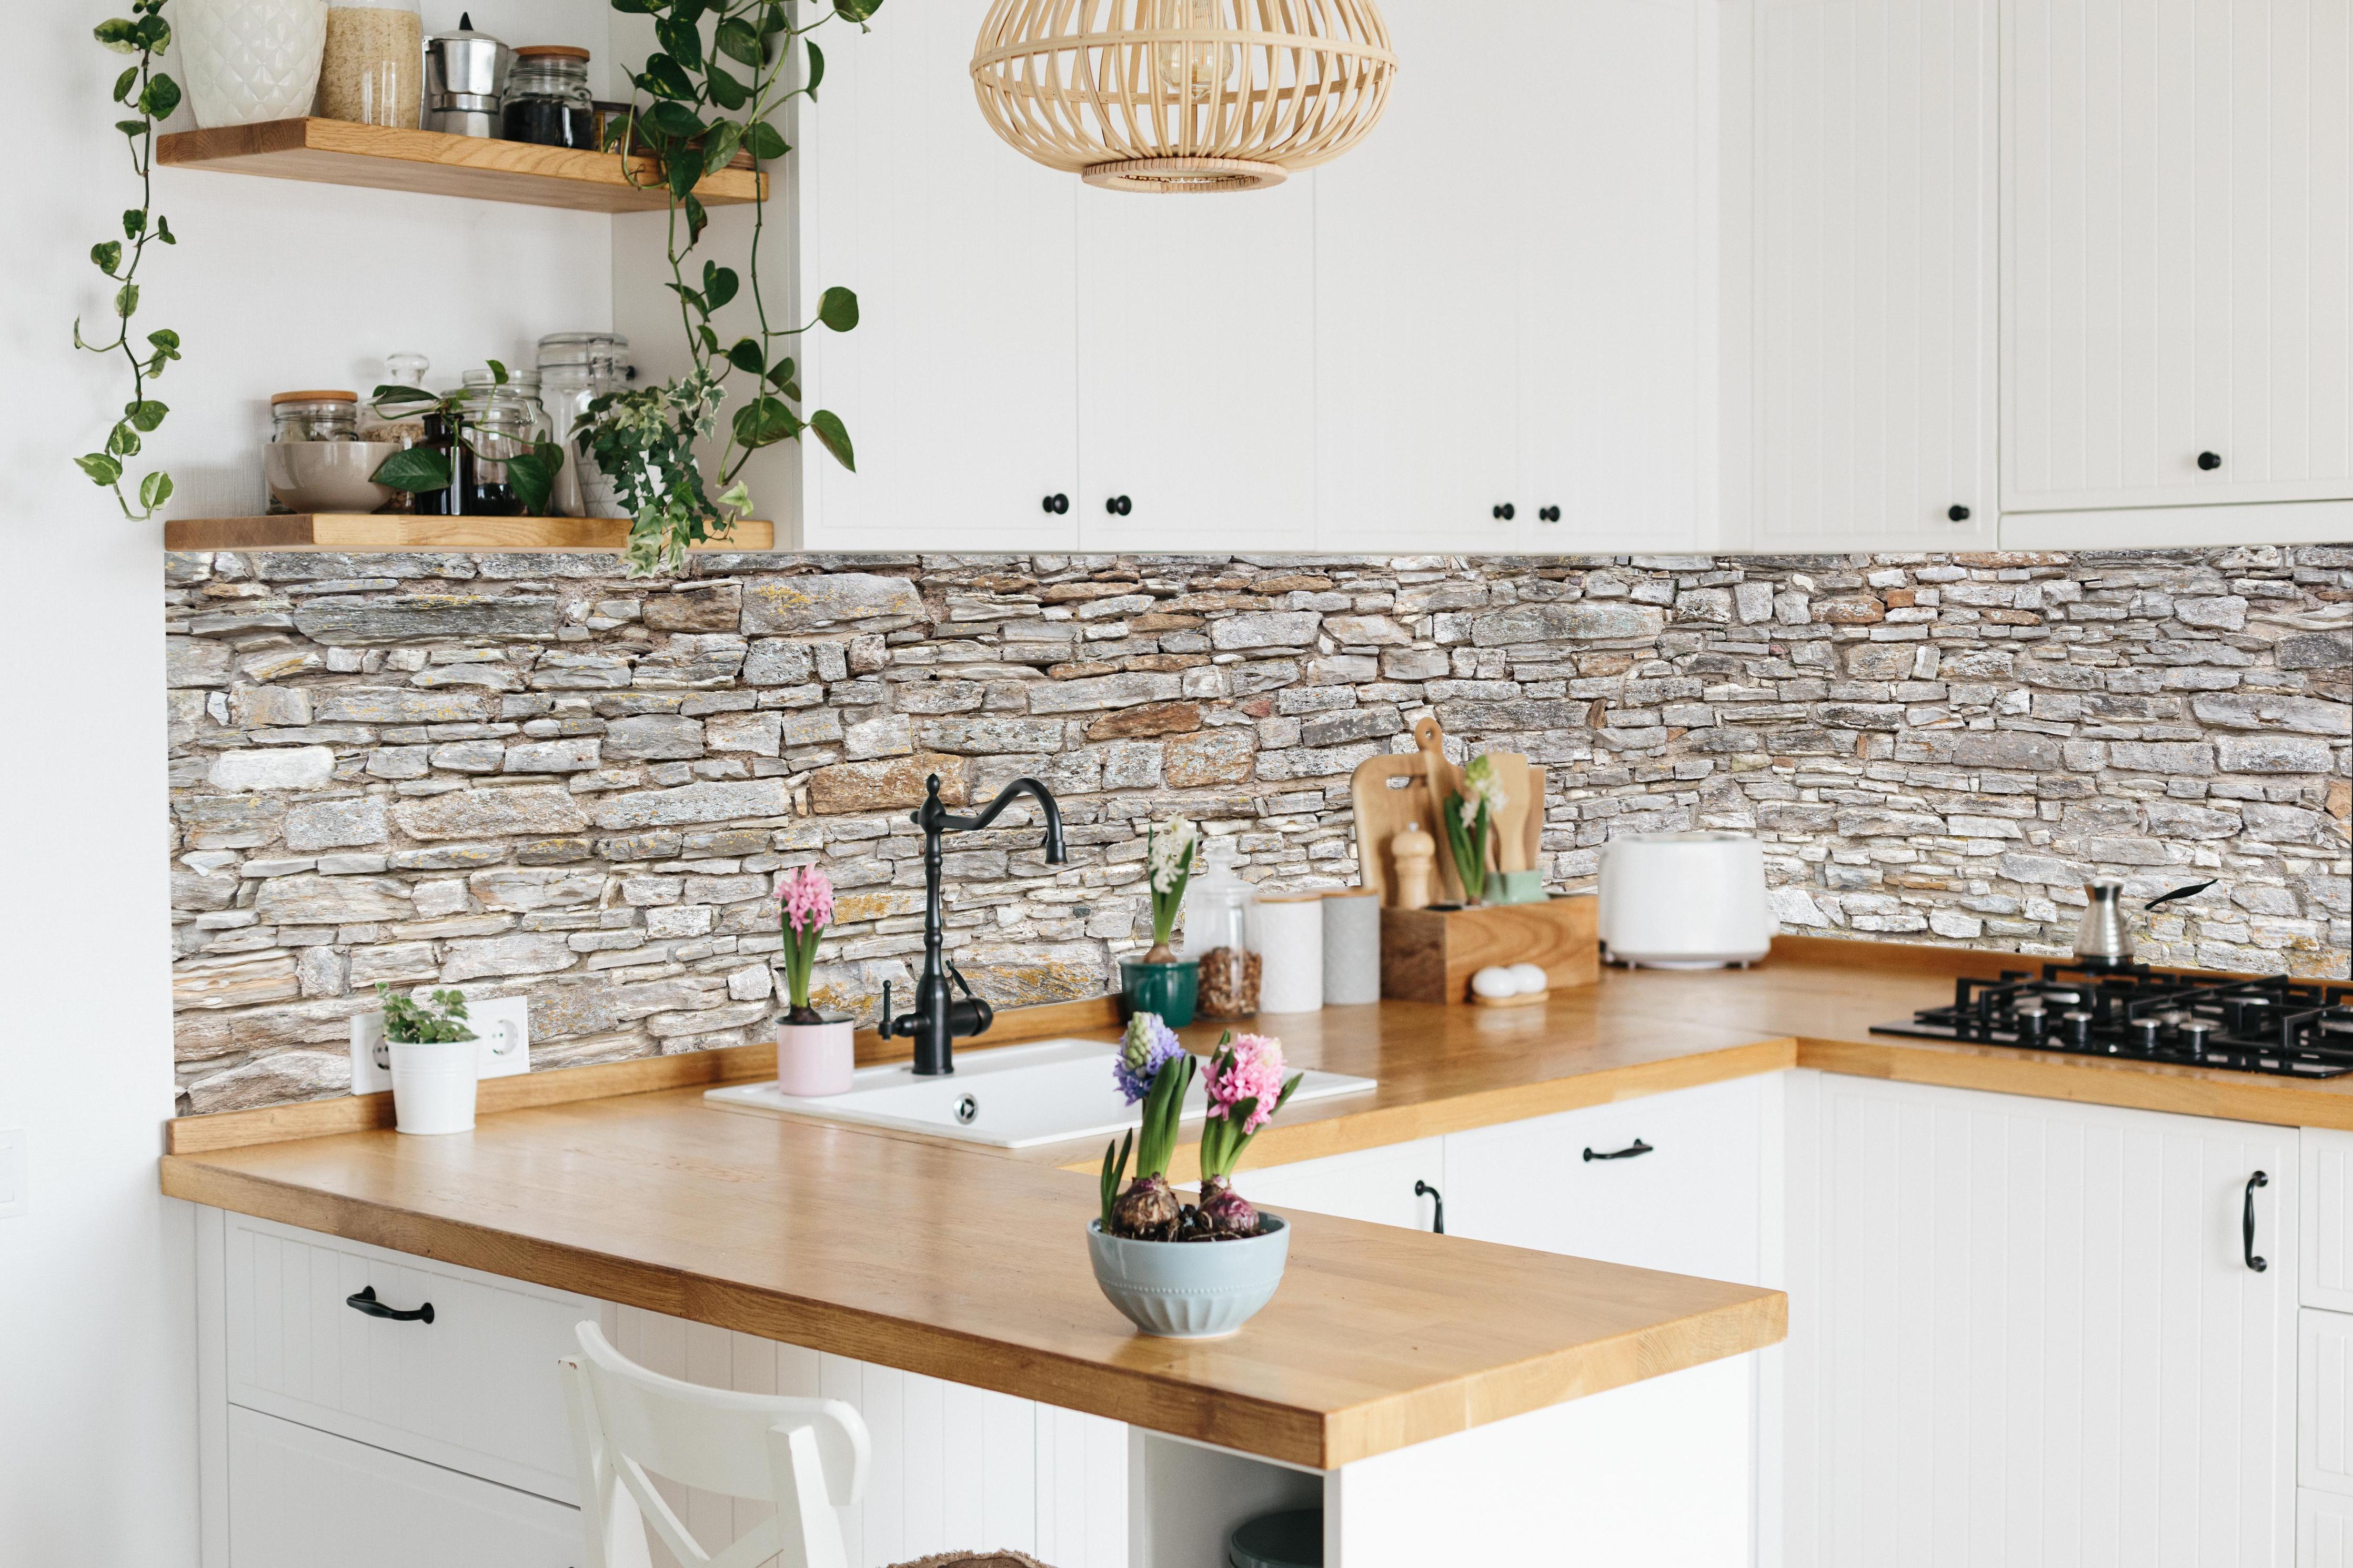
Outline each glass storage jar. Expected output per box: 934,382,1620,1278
1182,836,1261,1018
358,353,430,514
270,390,362,443
451,378,547,516
318,0,423,128
537,332,632,517
502,45,597,148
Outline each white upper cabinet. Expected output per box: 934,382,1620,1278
796,0,1080,552
1742,0,1999,551
2004,0,2353,513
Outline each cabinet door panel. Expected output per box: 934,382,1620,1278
1783,1072,2297,1568
1751,0,1998,550
1443,1075,1764,1284
228,1408,578,1568
798,0,1080,550
1076,180,1318,552
2005,0,2353,510
1234,1138,1445,1232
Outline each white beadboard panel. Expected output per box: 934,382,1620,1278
2308,1490,2353,1568
2306,1130,2353,1313
2005,0,2353,511
227,1407,578,1568
222,1212,596,1505
795,0,1081,551
1783,1074,2298,1568
1075,177,1319,554
2306,1310,2353,1496
1747,0,1999,550
610,1304,1125,1568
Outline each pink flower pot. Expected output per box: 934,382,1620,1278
776,1017,854,1097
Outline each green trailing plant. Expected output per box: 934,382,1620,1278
591,0,877,574
367,361,566,516
377,985,478,1045
76,0,183,520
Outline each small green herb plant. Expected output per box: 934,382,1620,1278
377,984,479,1045
586,0,878,574
367,361,566,516
76,0,183,520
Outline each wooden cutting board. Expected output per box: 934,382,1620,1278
1351,753,1449,905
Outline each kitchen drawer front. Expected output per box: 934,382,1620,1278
1232,1137,1445,1232
1443,1073,1766,1283
228,1406,579,1568
2308,1309,2353,1496
2307,1490,2353,1568
2305,1130,2353,1312
223,1211,597,1504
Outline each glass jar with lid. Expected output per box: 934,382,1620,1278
319,0,423,128
358,353,431,514
502,45,597,148
452,375,548,517
1182,836,1261,1018
270,390,362,444
537,332,631,517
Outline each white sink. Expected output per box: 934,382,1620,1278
705,1037,1378,1150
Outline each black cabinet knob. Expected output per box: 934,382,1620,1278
1539,505,1561,523
2198,451,2223,471
1041,493,1069,515
1948,503,1971,522
1492,503,1516,521
1104,495,1132,517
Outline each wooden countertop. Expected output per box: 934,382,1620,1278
159,934,2348,1467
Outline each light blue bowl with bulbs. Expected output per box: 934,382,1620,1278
1086,1215,1291,1339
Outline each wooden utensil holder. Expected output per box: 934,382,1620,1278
1379,897,1599,1004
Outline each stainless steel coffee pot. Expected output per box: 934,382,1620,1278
2072,878,2217,967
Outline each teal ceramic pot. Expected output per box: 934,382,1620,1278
1120,958,1199,1028
1087,1216,1290,1338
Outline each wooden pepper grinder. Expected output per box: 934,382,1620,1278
1391,821,1437,911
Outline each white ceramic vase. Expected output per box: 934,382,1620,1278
389,1037,477,1135
776,1017,854,1097
178,0,329,129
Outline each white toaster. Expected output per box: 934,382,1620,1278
1596,831,1775,968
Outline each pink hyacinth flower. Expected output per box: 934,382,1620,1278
1206,1033,1287,1135
778,866,834,935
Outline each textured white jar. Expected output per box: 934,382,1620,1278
178,0,328,128
1254,894,1325,1014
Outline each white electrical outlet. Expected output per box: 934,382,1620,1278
0,1129,26,1219
349,992,532,1096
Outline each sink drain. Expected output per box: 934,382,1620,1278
954,1095,979,1125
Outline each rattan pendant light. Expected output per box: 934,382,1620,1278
970,1,1399,193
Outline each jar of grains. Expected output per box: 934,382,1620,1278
502,46,597,148
270,390,362,443
1183,836,1262,1018
318,0,422,128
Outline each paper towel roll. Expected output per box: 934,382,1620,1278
1321,889,1382,1005
1254,894,1325,1014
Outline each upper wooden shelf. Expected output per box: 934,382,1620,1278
164,514,775,554
157,118,764,213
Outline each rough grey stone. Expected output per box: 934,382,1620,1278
605,715,706,762
253,874,413,925
741,573,921,633
210,747,337,791
393,786,592,841
1470,603,1669,645
1025,672,1184,714
2277,631,2353,670
2217,734,2338,773
315,688,494,724
294,595,560,644
440,933,576,982
167,637,233,689
505,739,601,773
590,779,795,830
283,797,389,852
1208,611,1322,650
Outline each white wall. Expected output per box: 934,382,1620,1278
1,5,611,1563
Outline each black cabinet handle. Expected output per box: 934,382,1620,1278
1492,503,1516,521
1414,1179,1445,1234
1948,503,1971,522
2244,1171,2269,1272
1584,1138,1653,1162
346,1284,434,1324
2198,451,2223,471
1104,495,1132,516
1041,493,1068,515
1539,505,1561,523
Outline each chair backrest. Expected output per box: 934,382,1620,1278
560,1320,870,1568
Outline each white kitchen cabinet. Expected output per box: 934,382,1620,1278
1444,1074,1768,1284
2003,0,2353,515
1783,1071,2298,1568
1737,0,1999,552
2307,1490,2353,1568
2307,1310,2353,1497
2306,1129,2353,1313
1235,1137,1446,1232
227,1407,578,1568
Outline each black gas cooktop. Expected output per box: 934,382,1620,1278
1874,963,2353,1078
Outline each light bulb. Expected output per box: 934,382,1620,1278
1152,0,1234,106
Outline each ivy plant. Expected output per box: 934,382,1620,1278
591,0,876,574
76,0,183,520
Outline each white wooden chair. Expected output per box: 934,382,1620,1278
559,1321,871,1568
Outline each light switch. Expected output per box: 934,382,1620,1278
0,1129,25,1219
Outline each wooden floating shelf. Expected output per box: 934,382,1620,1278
157,118,764,214
163,515,776,554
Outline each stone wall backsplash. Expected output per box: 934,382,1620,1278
165,546,2353,1114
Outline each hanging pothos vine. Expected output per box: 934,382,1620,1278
589,0,876,575
77,0,183,520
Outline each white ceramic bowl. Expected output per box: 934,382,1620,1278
1087,1215,1290,1338
266,441,406,514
